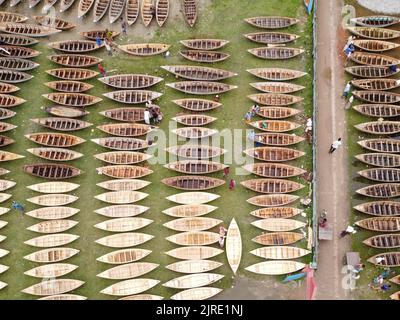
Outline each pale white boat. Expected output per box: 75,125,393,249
24,263,78,278
25,207,79,220
166,192,220,204
0,248,9,258
226,218,242,274
27,219,78,233
245,260,305,275
170,287,222,300
27,182,79,193
96,179,150,191
162,204,217,218
95,191,148,204
163,273,224,289
0,207,10,216
166,260,223,274
95,233,154,248
95,205,149,218
24,233,79,248
251,218,306,232
94,217,153,232
27,194,78,206
97,262,159,280
100,278,160,296
97,248,152,264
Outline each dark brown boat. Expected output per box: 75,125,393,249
345,66,400,78
351,16,400,28
179,50,230,63
45,105,89,118
45,81,94,93
165,145,226,159
358,168,400,182
353,91,400,104
354,201,400,217
358,139,400,153
247,68,307,81
164,160,227,174
96,165,153,179
33,16,76,31
244,16,299,29
43,93,102,107
0,57,39,71
0,11,28,23
27,147,83,161
49,40,103,53
0,82,19,94
356,183,400,198
46,68,99,81
161,65,237,81
0,94,25,107
48,54,103,68
0,108,16,120
103,90,162,104
0,135,14,147
0,34,38,46
167,81,237,95
162,176,225,191
182,0,197,27
98,74,163,89
91,137,150,151
242,163,306,178
248,47,304,60
25,132,85,147
252,232,303,246
353,39,400,52
355,153,400,167
363,234,400,249
368,252,400,267
241,178,304,194
172,99,221,112
23,163,82,180
244,32,299,44
350,52,400,67
79,30,120,41
351,79,400,91
100,108,146,122
355,217,400,232
0,46,40,59
31,117,92,132
355,121,400,135
353,104,400,118
0,23,61,38
0,70,33,83
97,123,155,137
244,147,305,162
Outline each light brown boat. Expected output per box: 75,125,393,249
24,234,79,248
48,54,103,68
78,0,96,18
163,273,224,289
155,0,169,27
162,175,225,191
118,43,170,56
165,246,223,260
161,65,236,81
244,147,305,162
33,15,76,31
354,201,400,217
347,27,400,40
179,50,230,63
45,105,89,118
125,0,139,25
355,217,400,232
97,248,152,264
94,217,153,232
172,98,222,112
351,79,400,91
45,81,93,93
249,120,301,132
163,217,222,232
251,82,305,94
351,15,400,28
0,34,38,47
356,183,400,198
248,93,303,106
247,194,299,207
167,81,237,95
244,32,299,44
242,163,306,178
97,123,156,137
141,0,154,26
79,30,120,41
253,133,305,146
95,191,148,204
95,151,152,165
24,263,78,278
96,179,150,191
31,117,92,132
25,207,80,220
100,107,146,122
24,247,79,263
166,145,226,159
358,168,400,182
248,47,304,60
46,68,99,81
353,104,400,118
172,127,218,139
180,39,229,50
356,153,400,167
23,163,82,180
98,74,163,89
251,246,311,260
96,165,153,179
166,260,222,274
95,232,154,248
241,178,304,194
43,92,102,107
246,261,305,275
92,0,111,22
350,52,400,66
0,23,61,38
60,0,78,12
165,160,226,174
367,252,400,267
358,139,400,153
91,137,151,151
171,287,222,300
250,207,303,219
0,71,32,84
172,114,217,126
27,148,83,161
252,218,306,232
247,68,307,81
244,16,299,29
353,39,400,52
101,279,160,296
345,65,400,78
0,11,28,23
49,40,103,53
0,83,19,94
166,231,220,246
95,204,149,217
22,279,84,296
182,0,197,27
0,57,39,70
353,91,400,104
363,234,400,249
103,90,162,104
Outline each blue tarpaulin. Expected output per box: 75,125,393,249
304,0,314,14
283,272,307,283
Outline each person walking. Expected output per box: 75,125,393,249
229,179,236,190
97,63,106,77
329,138,342,154
342,81,351,98
95,35,103,47
223,167,229,178
104,38,112,56
120,17,127,36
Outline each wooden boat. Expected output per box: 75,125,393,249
166,192,220,204
166,231,220,246
97,123,155,137
0,70,32,84
78,0,96,18
163,217,222,232
252,218,306,232
247,68,307,81
353,39,400,52
248,47,304,60
248,93,303,106
95,232,154,248
179,50,230,63
48,54,103,68
22,279,84,296
109,0,126,23
253,133,305,146
166,260,222,274
245,16,299,29
96,165,152,179
389,275,400,285
95,191,148,204
95,217,153,232
0,34,38,47
27,182,79,194
97,248,151,264
368,252,400,267
25,207,79,220
0,23,61,38
29,0,41,7
161,65,236,81
27,148,83,162
244,32,299,44
101,279,159,296
180,39,229,51
358,139,400,153
355,153,400,167
0,111,16,124
167,81,237,95
250,207,303,219
390,292,400,300
119,294,163,300
249,120,300,132
95,204,149,217
355,121,400,135
0,281,6,291
97,262,159,280
251,246,310,260
172,127,218,139
155,0,169,26
165,160,226,174
25,234,79,248
247,194,299,207
363,234,400,249
100,108,146,122
351,16,400,28
246,261,305,275
345,65,400,78
43,0,59,10
172,114,216,126
353,91,400,104
27,194,79,206
33,16,75,31
171,287,222,300
0,11,28,23
23,164,82,180
350,52,400,66
172,98,221,112
0,248,8,258
60,0,76,12
166,246,223,260
93,0,111,22
251,83,305,94
95,151,152,165
103,90,161,104
39,294,86,300
0,46,40,60
354,201,400,217
353,104,400,118
45,106,89,118
49,40,102,53
99,74,163,89
125,0,139,25
166,145,226,159
118,43,170,56
79,30,120,41
359,168,400,182
43,93,102,107
182,0,197,27
242,163,305,178
0,207,9,216
141,0,154,26
0,151,24,161
355,217,400,232
225,218,241,274
356,183,400,198
32,117,92,132
163,273,223,289
163,204,217,218
0,83,19,94
92,137,150,151
242,178,304,194
24,247,79,263
46,68,99,81
351,79,400,91
0,57,39,71
347,27,400,40
244,147,305,162
0,220,7,229
45,81,93,93
0,136,14,147
162,176,225,190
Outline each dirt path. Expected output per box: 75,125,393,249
314,0,352,300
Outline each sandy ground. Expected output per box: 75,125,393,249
356,0,400,14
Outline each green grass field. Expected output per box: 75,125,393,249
0,0,314,299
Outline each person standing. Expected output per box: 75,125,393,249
120,17,127,36
95,35,102,47
342,81,351,98
97,63,106,77
104,38,112,56
223,167,229,178
229,179,236,190
329,138,342,154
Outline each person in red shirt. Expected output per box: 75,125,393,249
97,63,106,77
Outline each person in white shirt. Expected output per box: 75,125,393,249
329,138,342,154
342,81,351,98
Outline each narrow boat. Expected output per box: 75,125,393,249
97,123,155,137
246,261,305,275
0,45,40,59
353,39,400,52
163,273,223,289
118,43,170,56
43,0,59,10
141,0,154,26
97,262,158,280
250,207,303,219
91,137,150,151
48,54,103,68
166,231,220,246
39,295,86,300
97,248,152,264
32,117,92,131
244,16,299,29
49,40,103,53
46,68,99,81
125,0,139,25
244,147,305,162
247,194,299,207
27,220,78,234
166,192,220,205
355,121,400,135
165,246,223,260
354,201,400,217
27,194,79,206
33,15,75,30
27,148,83,161
100,108,146,122
45,106,89,118
0,11,28,23
0,83,19,94
242,178,304,194
98,74,163,89
96,179,150,191
251,246,310,260
251,82,305,94
27,182,79,193
345,66,399,78
0,70,32,84
161,65,236,81
367,252,400,267
244,32,299,44
172,114,216,126
95,191,148,204
166,260,222,274
24,247,79,263
353,91,400,104
248,47,304,60
95,204,149,217
363,234,400,249
0,108,16,119
101,279,160,296
253,133,305,146
162,204,217,218
390,292,400,300
226,218,241,274
355,217,400,232
390,275,400,285
249,120,301,132
351,16,400,28
25,207,79,220
347,27,400,40
172,98,221,112
171,287,222,300
45,81,93,93
164,160,226,174
248,93,303,106
166,145,226,159
109,0,126,23
22,279,84,296
43,93,102,107
155,0,169,26
252,218,306,232
23,163,82,180
351,79,400,91
180,39,229,50
163,217,222,232
179,50,230,63
0,34,38,46
0,57,39,71
60,0,76,12
247,68,307,81
0,151,24,161
78,0,96,18
162,176,225,190
0,23,61,37
79,30,120,41
103,90,162,104
353,104,400,118
96,165,153,179
95,217,153,232
94,151,152,165
95,232,154,248
167,81,237,95
350,52,400,66
355,153,400,167
172,127,218,139
0,136,14,147
356,183,400,198
242,163,306,178
358,139,400,153
93,0,111,22
358,168,400,182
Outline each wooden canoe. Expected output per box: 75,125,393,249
166,192,220,204
0,207,10,216
172,98,222,112
0,151,24,161
96,179,150,191
22,279,84,296
162,204,217,218
355,153,400,167
95,151,152,165
166,260,222,274
23,163,82,180
253,133,305,146
109,0,126,23
0,34,38,47
248,93,303,106
163,273,223,289
345,66,400,78
141,0,154,26
60,0,76,12
78,0,95,18
172,114,217,126
350,52,400,66
46,68,99,81
24,263,78,278
49,40,103,53
95,232,154,248
354,201,400,217
246,261,305,275
155,0,169,26
163,217,222,232
353,104,400,118
166,231,220,246
97,262,159,280
353,91,400,104
119,294,163,300
45,81,93,93
244,32,299,44
0,46,40,60
389,275,400,285
244,147,305,162
125,0,139,25
45,106,89,118
99,74,163,89
0,136,14,148
251,246,310,260
241,178,304,194
249,120,301,132
245,16,299,29
359,168,400,182
43,0,59,10
97,123,155,137
165,246,223,260
251,83,305,94
48,54,103,68
32,117,92,131
0,281,6,291
27,182,79,193
182,0,197,27
0,83,19,94
226,218,241,274
164,160,226,174
97,248,151,264
27,148,83,161
353,39,400,52
162,175,225,190
101,278,159,296
0,111,16,125
95,204,149,217
247,68,307,81
0,263,8,274
355,217,400,232
347,27,400,40
351,79,400,91
25,234,79,248
92,137,151,151
0,70,32,84
172,127,218,139
38,294,86,300
171,287,222,300
252,218,306,232
95,191,148,204
33,15,75,31
242,163,306,178
92,0,111,22
96,165,153,179
180,39,228,50
351,16,400,28
24,247,79,263
390,292,400,300
355,121,400,135
179,50,230,63
103,90,162,104
0,11,28,23
363,234,400,249
0,220,7,229
0,248,8,258
25,207,79,220
94,217,153,232
247,194,299,207
0,23,61,37
356,183,400,198
100,107,146,122
118,43,170,56
166,145,226,159
43,92,102,107
79,30,120,41
29,0,42,7
248,47,304,60
0,57,39,71
161,65,236,81
167,81,237,95
250,207,303,219
367,252,400,267
27,194,79,206
358,139,400,153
